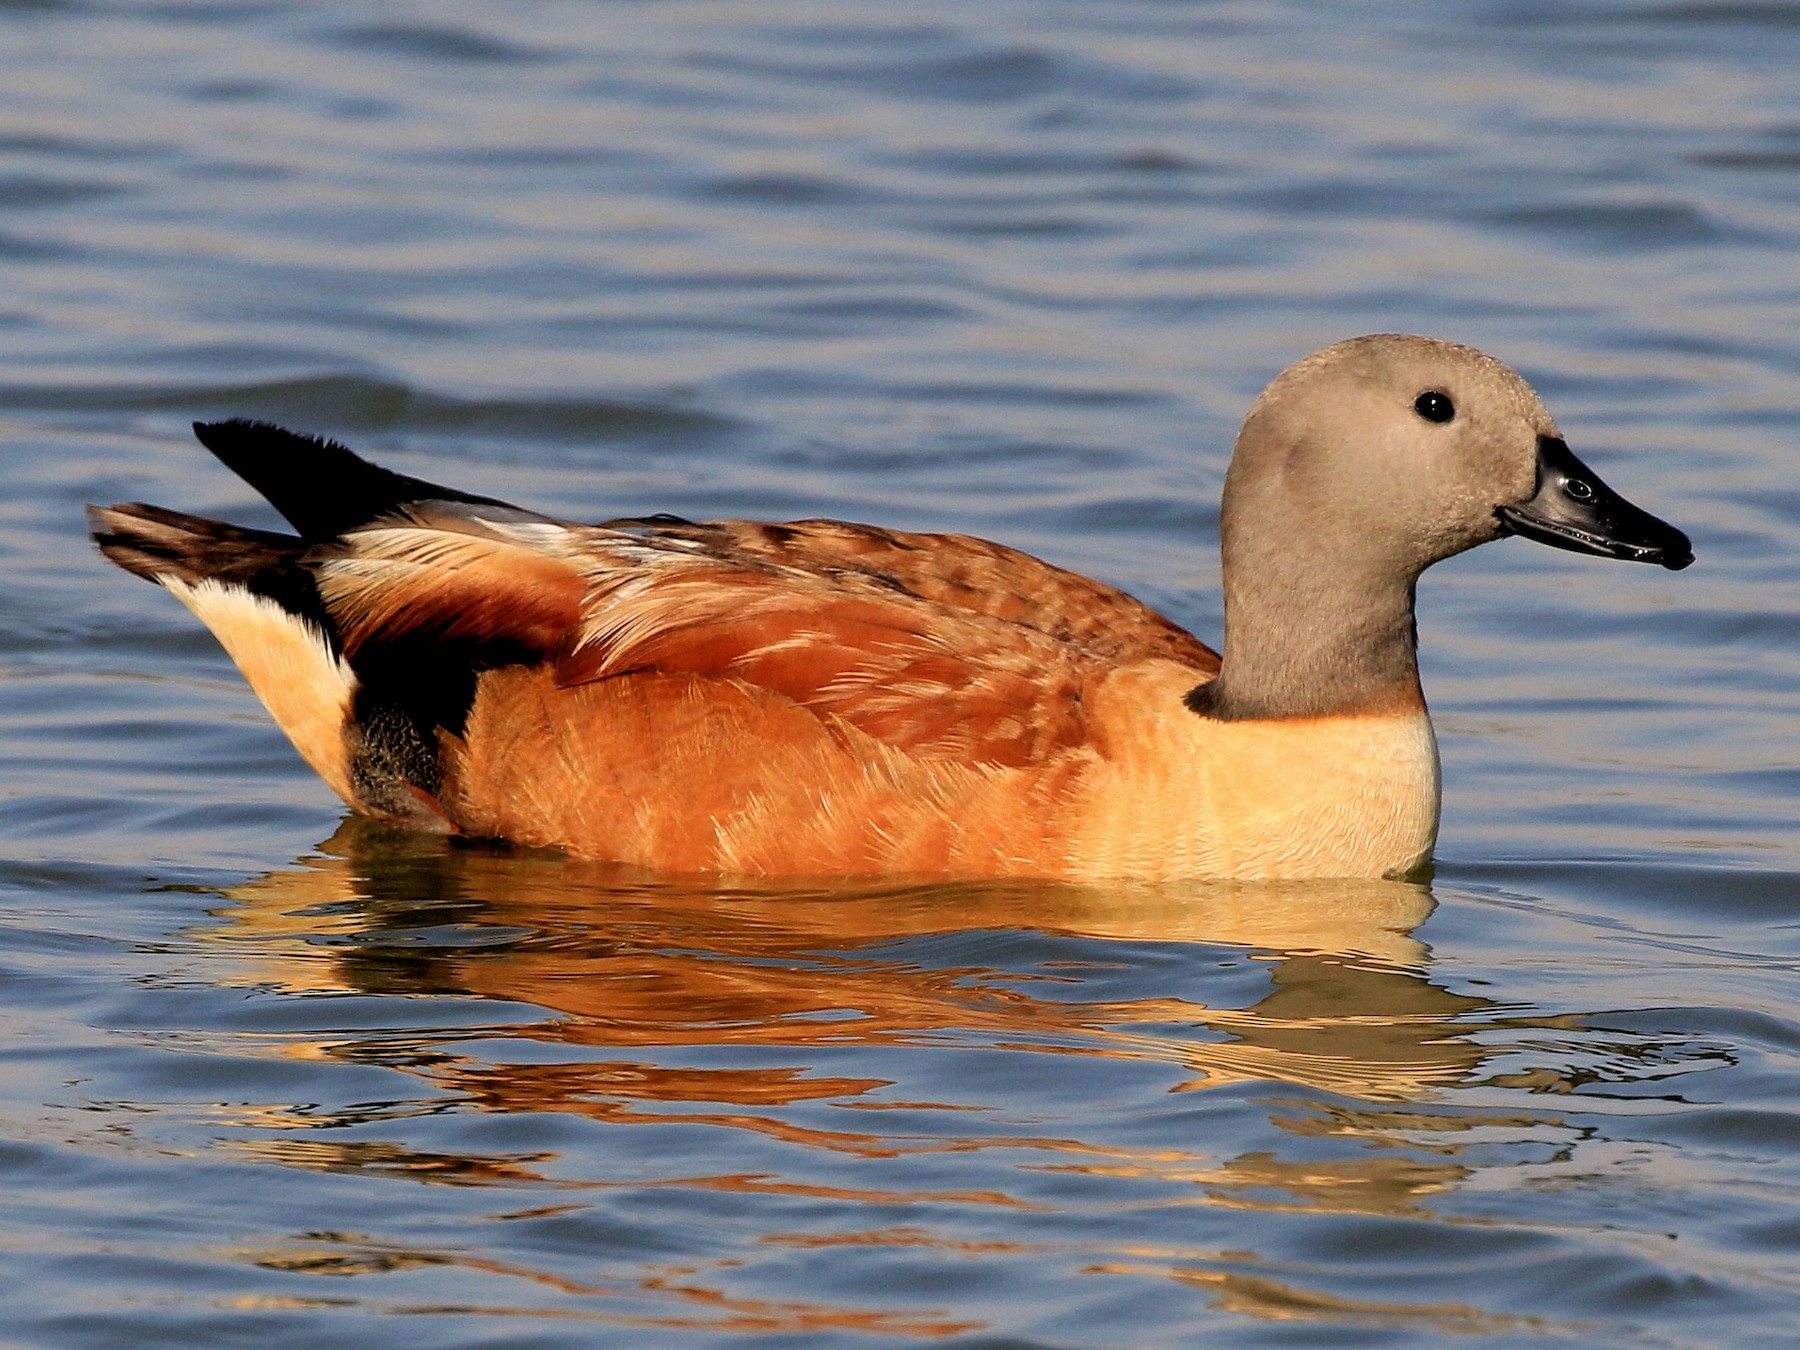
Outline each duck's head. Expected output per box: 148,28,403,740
1223,334,1693,581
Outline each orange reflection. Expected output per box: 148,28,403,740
179,824,1576,1332
189,817,1539,1321
1089,1260,1576,1337
202,819,1480,1111
236,1231,981,1336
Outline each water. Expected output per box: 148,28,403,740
2,1,1798,1345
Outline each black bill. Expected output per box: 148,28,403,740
1495,435,1693,571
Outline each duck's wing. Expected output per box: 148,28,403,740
311,505,1149,769
593,515,1220,670
178,418,1215,674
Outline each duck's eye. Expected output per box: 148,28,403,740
1413,390,1455,423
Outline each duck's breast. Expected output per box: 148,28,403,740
1066,662,1441,880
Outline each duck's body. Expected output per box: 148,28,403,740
106,496,1436,881
443,659,1438,880
90,336,1690,880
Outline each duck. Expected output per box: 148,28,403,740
88,334,1692,881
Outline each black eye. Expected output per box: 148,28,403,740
1413,390,1455,423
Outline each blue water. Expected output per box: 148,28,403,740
2,2,1798,1345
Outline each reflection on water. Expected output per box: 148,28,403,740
159,825,1572,1323
205,819,1469,1103
153,823,1738,1335
234,1230,989,1338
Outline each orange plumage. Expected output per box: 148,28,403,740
89,427,1252,879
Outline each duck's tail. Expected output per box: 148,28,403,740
86,498,363,809
88,421,548,831
87,498,320,616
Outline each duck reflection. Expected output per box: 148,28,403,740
204,818,1493,1111
193,822,1560,1329
197,820,1540,1224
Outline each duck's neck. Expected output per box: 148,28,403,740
1188,559,1425,722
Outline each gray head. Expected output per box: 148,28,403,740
1224,334,1691,578
1196,335,1691,720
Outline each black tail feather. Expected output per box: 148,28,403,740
191,419,513,541
86,501,334,639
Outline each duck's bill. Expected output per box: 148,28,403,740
1495,435,1693,570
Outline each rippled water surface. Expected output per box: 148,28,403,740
4,2,1799,1346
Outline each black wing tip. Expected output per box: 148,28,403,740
195,416,263,438
191,417,365,465
184,419,516,541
